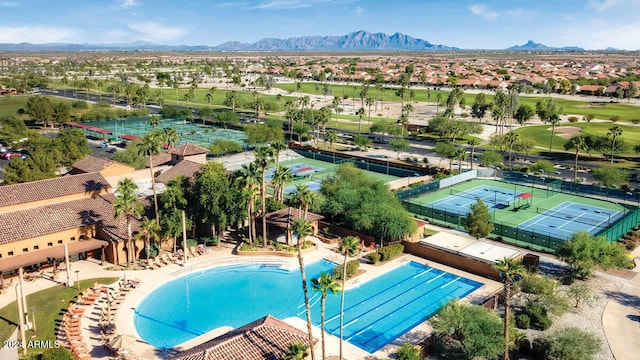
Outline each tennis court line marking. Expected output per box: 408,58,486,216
518,201,575,231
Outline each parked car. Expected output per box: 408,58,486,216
1,152,24,160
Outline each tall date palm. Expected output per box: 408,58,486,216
291,218,315,360
312,272,341,360
338,236,360,360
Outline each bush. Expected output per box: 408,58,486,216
334,259,360,279
516,313,531,329
200,236,220,246
567,116,579,123
524,301,552,331
378,243,405,262
368,251,381,264
517,337,531,355
396,343,421,360
42,348,74,360
531,337,551,359
610,115,621,122
521,274,556,295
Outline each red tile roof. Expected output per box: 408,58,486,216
0,193,137,245
170,143,209,156
148,152,173,167
156,160,202,184
72,155,117,174
263,207,324,229
0,172,110,209
171,315,315,360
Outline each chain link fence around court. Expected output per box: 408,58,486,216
403,201,567,252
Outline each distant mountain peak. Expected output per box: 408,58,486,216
508,40,584,52
213,30,457,51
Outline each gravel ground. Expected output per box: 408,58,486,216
515,276,615,360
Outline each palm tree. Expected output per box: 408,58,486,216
546,115,561,154
270,140,288,170
365,96,375,123
564,135,588,182
291,218,315,360
163,127,179,150
607,125,623,164
285,342,309,360
398,114,409,138
326,130,338,151
138,130,164,225
113,178,143,267
312,272,341,360
338,235,360,360
254,146,275,247
467,138,481,170
240,163,261,246
272,166,293,202
356,107,366,135
332,96,342,128
435,93,443,114
505,132,519,170
493,257,526,360
138,216,161,261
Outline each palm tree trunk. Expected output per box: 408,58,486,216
298,247,316,360
149,157,160,225
127,219,133,268
574,149,579,182
321,297,326,360
503,284,511,360
261,171,268,248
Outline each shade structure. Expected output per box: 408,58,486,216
108,334,136,350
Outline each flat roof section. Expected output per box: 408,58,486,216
420,232,520,264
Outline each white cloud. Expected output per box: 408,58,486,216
589,0,640,11
0,1,18,7
128,22,187,42
119,0,137,8
0,26,79,43
469,4,522,20
253,0,356,10
355,5,363,15
469,5,498,20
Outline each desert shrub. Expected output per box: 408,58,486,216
42,348,74,360
517,337,531,355
620,236,639,251
531,337,551,358
631,119,640,124
567,116,579,123
368,251,381,264
334,259,360,279
585,114,595,122
610,115,621,122
516,313,531,329
524,301,552,330
378,243,404,262
396,343,421,360
521,274,556,295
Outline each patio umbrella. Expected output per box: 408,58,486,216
108,334,136,350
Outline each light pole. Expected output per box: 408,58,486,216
15,284,27,356
75,270,80,292
31,307,36,334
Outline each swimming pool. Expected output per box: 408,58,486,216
134,260,482,352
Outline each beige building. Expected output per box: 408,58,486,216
0,171,143,279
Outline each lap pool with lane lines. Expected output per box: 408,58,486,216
134,260,482,353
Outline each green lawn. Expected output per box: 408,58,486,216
0,277,118,355
0,96,30,117
277,82,640,122
512,122,640,156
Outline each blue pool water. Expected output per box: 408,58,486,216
134,260,482,353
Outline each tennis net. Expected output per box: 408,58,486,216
536,206,612,227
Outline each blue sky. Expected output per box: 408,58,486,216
0,0,639,49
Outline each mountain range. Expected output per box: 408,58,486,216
0,31,595,52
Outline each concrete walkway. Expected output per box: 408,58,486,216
601,248,640,360
1,237,501,360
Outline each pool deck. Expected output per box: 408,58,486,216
1,235,501,360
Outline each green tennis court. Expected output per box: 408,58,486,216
404,179,630,250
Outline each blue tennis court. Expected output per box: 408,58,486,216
426,185,523,215
518,201,624,240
